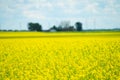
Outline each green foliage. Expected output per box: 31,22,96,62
28,22,42,31
75,22,82,31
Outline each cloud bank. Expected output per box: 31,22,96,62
0,0,120,29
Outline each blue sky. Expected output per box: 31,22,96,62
0,0,120,30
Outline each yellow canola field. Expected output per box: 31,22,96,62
0,32,120,80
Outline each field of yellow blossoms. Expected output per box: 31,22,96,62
0,32,120,80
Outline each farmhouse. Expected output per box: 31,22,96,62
49,28,57,32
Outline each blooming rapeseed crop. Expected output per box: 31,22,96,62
0,32,120,80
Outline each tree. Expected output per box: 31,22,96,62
58,21,70,31
52,25,57,30
75,22,82,31
61,21,70,27
28,22,42,31
57,26,62,31
49,25,58,32
68,26,75,31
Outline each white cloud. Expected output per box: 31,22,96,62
0,0,120,30
103,7,117,15
83,2,100,14
53,0,101,15
102,0,119,15
23,10,46,19
17,0,24,3
5,6,15,13
1,0,119,17
26,0,53,9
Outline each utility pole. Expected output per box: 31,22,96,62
93,18,96,30
0,23,1,30
19,23,21,30
85,18,88,29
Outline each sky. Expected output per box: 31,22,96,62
0,0,120,30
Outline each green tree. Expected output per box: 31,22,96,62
58,21,70,31
28,22,42,31
75,22,82,31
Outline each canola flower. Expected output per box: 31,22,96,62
0,32,120,80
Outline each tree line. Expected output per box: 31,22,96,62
28,21,82,32
0,21,82,32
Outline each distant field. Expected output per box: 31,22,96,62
0,31,120,38
0,32,120,80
